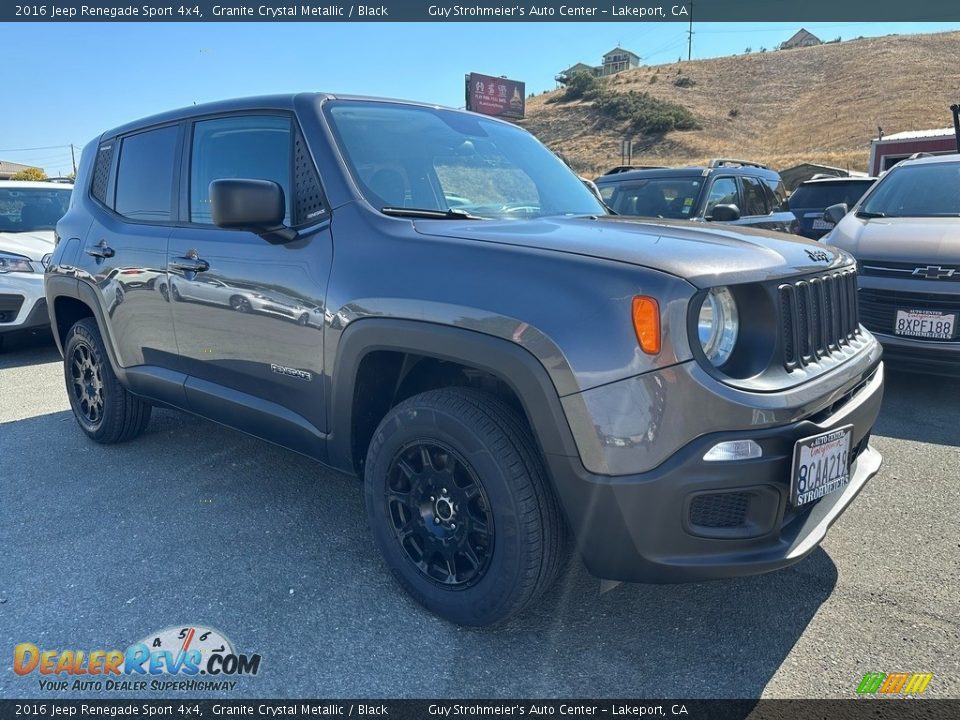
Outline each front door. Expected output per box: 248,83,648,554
167,113,332,454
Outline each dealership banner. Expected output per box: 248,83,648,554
7,0,960,22
2,700,960,718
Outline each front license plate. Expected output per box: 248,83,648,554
811,218,834,230
895,309,956,339
791,425,853,507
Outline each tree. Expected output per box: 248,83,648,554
9,167,47,181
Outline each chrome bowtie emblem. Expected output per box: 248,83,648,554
805,249,831,262
912,265,956,279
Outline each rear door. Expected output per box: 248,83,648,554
77,125,181,378
735,175,790,232
167,112,333,455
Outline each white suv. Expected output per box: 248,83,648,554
0,180,73,343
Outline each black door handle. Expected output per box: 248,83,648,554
169,256,209,273
85,242,115,259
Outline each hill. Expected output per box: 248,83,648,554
519,31,960,176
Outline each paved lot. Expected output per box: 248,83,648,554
1,333,958,699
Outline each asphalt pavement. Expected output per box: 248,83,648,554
1,333,958,699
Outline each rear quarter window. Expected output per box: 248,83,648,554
114,125,179,222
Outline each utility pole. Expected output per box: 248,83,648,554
687,2,694,61
70,144,77,177
951,104,960,154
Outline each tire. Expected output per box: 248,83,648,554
230,295,250,313
171,284,182,302
63,317,151,444
364,388,569,626
297,313,309,326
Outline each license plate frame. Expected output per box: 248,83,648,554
790,425,853,507
894,309,956,340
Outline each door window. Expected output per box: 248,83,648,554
114,125,179,221
704,177,738,217
740,176,770,216
190,115,292,225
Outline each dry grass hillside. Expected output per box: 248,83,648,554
519,31,960,176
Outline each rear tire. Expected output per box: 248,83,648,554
364,388,569,626
63,317,151,444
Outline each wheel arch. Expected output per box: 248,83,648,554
328,318,581,478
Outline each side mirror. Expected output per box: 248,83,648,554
709,203,741,222
210,179,296,244
824,203,849,225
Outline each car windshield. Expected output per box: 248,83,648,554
0,187,72,232
324,101,606,219
598,178,703,219
789,180,875,209
859,162,960,217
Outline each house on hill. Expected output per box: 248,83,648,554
780,28,822,50
600,47,641,76
556,47,640,84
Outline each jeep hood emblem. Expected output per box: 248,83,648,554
805,248,831,262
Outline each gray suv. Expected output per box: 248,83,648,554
46,94,884,625
824,153,960,375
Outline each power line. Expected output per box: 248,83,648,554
0,144,75,153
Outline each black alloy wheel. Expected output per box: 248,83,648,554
385,440,494,587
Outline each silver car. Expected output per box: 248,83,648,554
824,154,960,375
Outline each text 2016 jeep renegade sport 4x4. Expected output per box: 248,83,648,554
46,94,884,625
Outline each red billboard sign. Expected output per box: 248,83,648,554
465,72,525,119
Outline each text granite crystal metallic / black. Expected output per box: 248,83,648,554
44,92,884,626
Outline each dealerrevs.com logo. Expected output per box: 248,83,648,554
13,625,261,692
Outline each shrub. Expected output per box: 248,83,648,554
649,74,657,84
728,108,739,118
9,167,47,181
673,76,696,88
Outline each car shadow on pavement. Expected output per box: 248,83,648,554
1,406,838,701
873,367,960,447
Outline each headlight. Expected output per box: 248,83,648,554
697,287,739,366
0,252,36,274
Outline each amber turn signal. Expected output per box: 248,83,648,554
632,296,661,354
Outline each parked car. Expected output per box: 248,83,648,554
0,181,72,344
594,159,798,233
789,176,877,239
47,94,883,625
823,153,960,375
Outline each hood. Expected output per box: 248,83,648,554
413,216,851,287
826,215,960,263
0,230,55,262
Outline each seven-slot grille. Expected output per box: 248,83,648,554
779,268,859,370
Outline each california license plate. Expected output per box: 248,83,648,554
895,309,956,339
811,218,834,230
791,425,853,507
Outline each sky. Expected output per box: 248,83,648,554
3,20,957,177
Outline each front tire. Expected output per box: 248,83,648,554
364,388,568,626
63,317,151,444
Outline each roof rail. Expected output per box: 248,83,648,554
601,165,668,175
707,158,769,169
906,152,934,160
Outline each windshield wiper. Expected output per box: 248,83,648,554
381,206,486,220
855,210,887,218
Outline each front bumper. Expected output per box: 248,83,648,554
873,332,960,376
547,361,884,583
0,271,49,334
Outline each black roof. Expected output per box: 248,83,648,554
98,92,510,142
595,161,781,184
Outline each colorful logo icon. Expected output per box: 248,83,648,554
856,672,933,695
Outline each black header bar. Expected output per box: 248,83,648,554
6,1,960,22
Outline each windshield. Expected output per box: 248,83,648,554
324,101,605,219
860,162,960,217
598,178,703,219
790,180,875,209
0,187,72,232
